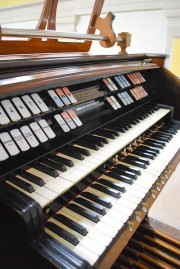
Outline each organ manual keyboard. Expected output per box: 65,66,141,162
0,1,180,269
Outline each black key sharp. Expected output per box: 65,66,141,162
152,131,173,139
144,140,164,149
50,154,74,167
8,176,34,193
76,140,99,151
60,148,84,160
67,203,100,223
124,158,147,169
133,149,155,160
103,128,120,137
91,183,121,198
83,136,104,147
69,145,91,156
19,171,45,186
159,128,176,135
138,145,160,154
147,138,166,147
92,129,116,139
150,134,170,143
135,146,158,157
75,197,106,215
128,155,150,165
115,163,141,175
53,214,88,236
33,163,58,177
81,192,112,208
112,167,137,179
91,135,109,144
40,158,67,172
99,178,126,193
107,171,133,184
46,221,79,246
104,124,125,133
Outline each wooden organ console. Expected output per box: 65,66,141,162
0,1,179,269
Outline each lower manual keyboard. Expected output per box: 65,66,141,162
44,125,180,266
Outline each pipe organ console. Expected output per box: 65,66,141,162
0,1,180,269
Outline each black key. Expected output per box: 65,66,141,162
46,221,79,246
150,134,170,143
99,178,126,193
112,167,137,179
76,140,99,151
115,163,141,175
19,171,45,186
138,145,160,154
40,158,67,172
91,183,121,198
91,135,109,144
75,197,106,215
103,128,120,137
107,171,133,184
104,124,126,133
144,140,164,149
50,154,74,167
133,149,155,160
147,138,166,147
81,192,112,208
8,176,34,193
151,130,173,139
67,203,100,223
53,214,88,236
83,136,104,147
127,155,150,165
60,148,84,160
33,163,58,177
92,129,116,139
159,128,176,135
124,158,147,169
136,147,157,157
69,145,91,156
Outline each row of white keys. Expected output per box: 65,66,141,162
27,167,73,195
6,179,49,208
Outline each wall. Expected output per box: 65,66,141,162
170,38,180,77
0,0,180,74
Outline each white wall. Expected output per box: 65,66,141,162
77,10,168,55
0,0,180,69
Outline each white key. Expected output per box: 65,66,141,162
20,125,39,147
22,95,41,115
1,100,21,122
29,122,48,143
6,180,49,207
10,129,30,151
48,90,64,108
0,105,10,125
0,142,9,161
0,132,20,156
31,93,49,112
54,114,70,132
11,97,31,118
38,119,56,139
16,174,57,202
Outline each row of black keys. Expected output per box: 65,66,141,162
7,123,179,194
